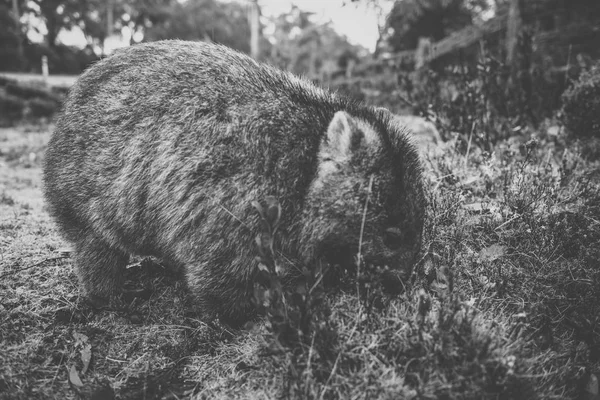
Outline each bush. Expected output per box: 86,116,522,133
5,82,58,102
0,76,17,87
27,97,59,118
24,43,99,75
562,65,600,137
0,92,25,126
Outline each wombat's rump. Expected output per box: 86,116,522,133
43,40,425,324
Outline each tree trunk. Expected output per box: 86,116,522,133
11,0,24,69
506,0,522,73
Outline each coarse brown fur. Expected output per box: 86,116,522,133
43,40,425,325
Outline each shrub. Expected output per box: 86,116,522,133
5,82,58,102
0,76,18,87
27,97,59,119
562,65,600,137
0,92,25,126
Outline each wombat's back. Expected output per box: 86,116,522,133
44,41,353,258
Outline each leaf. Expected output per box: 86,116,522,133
585,374,599,400
479,244,507,262
68,365,84,388
80,344,92,375
72,332,92,375
257,262,269,273
73,332,89,346
251,200,265,219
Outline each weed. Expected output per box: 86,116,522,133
0,191,15,206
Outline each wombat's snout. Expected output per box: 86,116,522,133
361,237,418,277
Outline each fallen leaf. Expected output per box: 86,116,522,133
81,343,92,375
585,373,599,400
68,365,84,387
463,202,485,212
479,244,507,262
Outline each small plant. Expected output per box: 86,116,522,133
0,191,15,206
27,97,59,119
252,196,337,395
0,92,25,126
251,197,333,345
562,64,600,137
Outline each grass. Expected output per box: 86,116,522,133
0,120,599,399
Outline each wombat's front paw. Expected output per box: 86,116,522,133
85,293,112,310
121,288,153,304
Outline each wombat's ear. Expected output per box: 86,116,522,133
324,111,355,160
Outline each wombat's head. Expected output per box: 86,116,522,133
301,110,425,289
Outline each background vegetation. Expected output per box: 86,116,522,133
1,0,600,399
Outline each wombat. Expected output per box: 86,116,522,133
43,40,425,325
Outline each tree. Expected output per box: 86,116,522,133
383,0,495,52
142,0,252,54
118,0,174,45
0,2,25,70
268,6,365,78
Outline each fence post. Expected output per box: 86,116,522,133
415,37,432,69
42,56,49,82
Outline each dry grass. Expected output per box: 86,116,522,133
0,122,599,399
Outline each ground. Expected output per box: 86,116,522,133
1,122,599,399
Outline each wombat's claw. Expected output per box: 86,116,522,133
121,288,153,304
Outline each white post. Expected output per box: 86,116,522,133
42,56,49,81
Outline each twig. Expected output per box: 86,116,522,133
356,175,374,298
318,310,360,400
304,333,316,398
564,44,572,84
397,94,415,108
494,214,521,232
464,121,476,169
218,203,249,229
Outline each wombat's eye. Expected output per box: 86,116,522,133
383,227,403,250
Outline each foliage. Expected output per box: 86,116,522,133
267,6,366,78
562,64,600,137
0,79,62,126
382,0,495,53
0,92,25,126
24,42,99,75
0,0,365,76
143,0,252,54
0,4,25,71
389,52,541,152
17,0,175,50
27,97,59,118
0,0,256,72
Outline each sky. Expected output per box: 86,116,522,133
52,0,385,53
257,0,384,51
